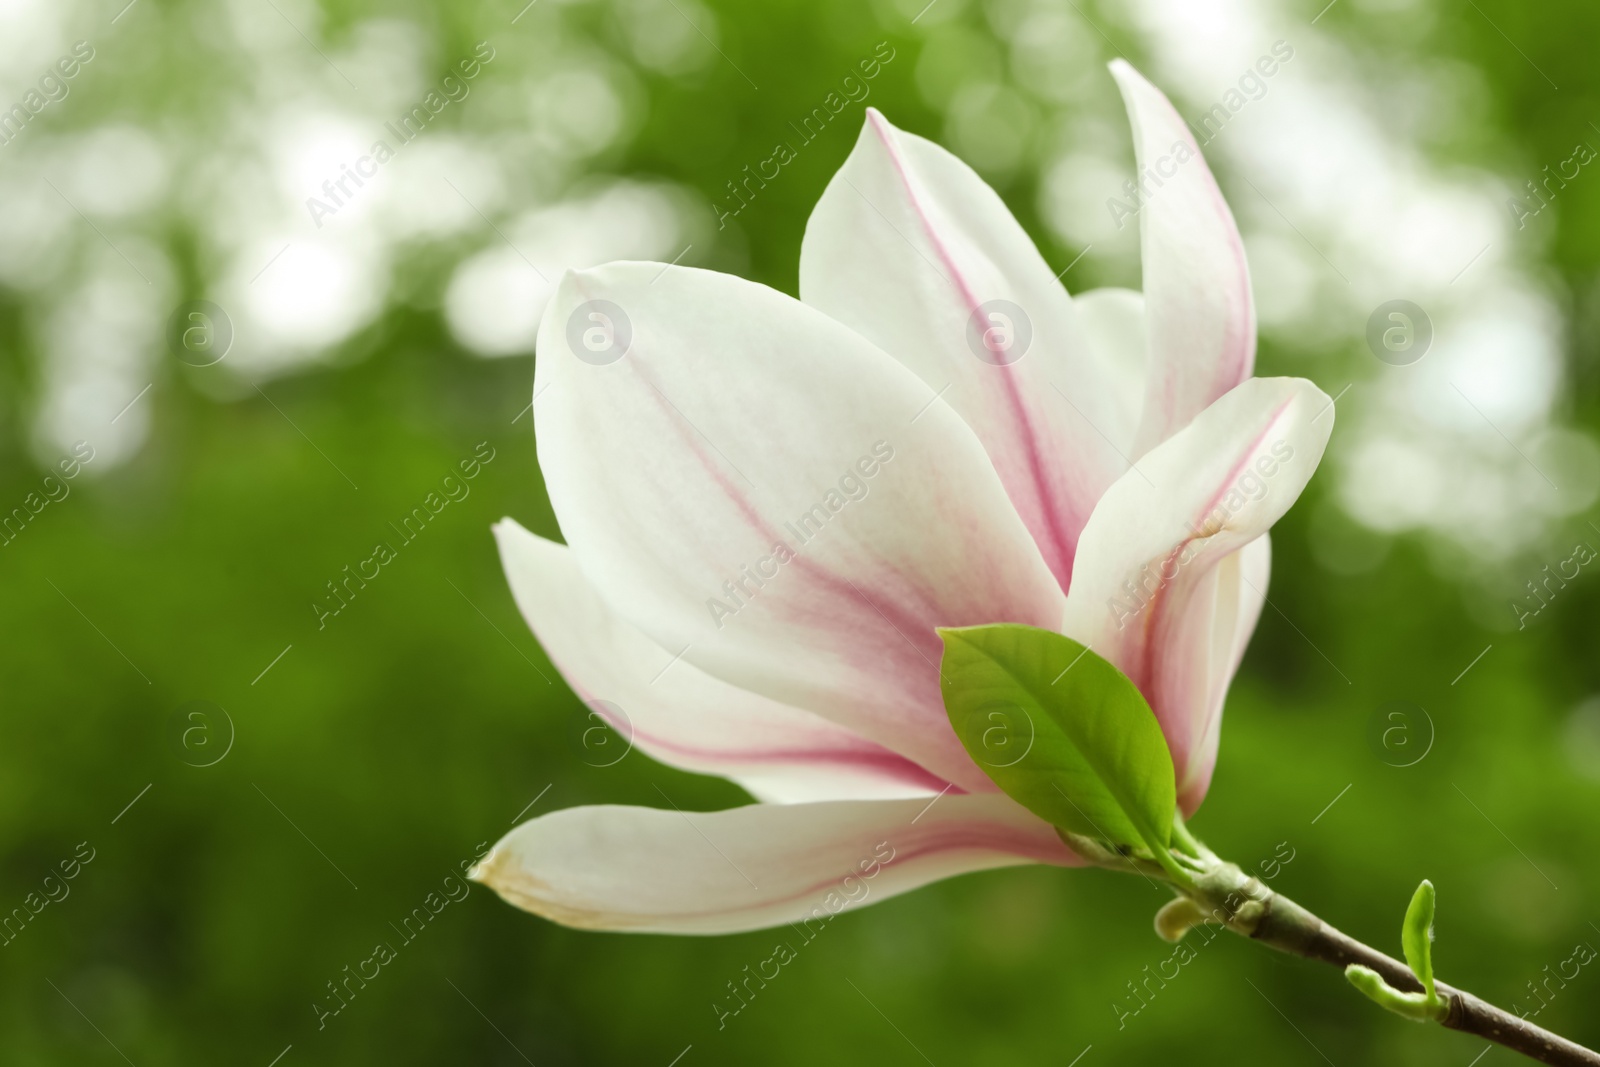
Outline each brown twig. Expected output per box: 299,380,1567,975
1083,829,1600,1066
1248,889,1600,1066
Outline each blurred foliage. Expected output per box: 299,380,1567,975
2,0,1599,1064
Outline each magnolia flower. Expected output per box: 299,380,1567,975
474,61,1333,934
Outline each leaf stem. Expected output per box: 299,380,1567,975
1136,826,1196,892
1169,812,1206,860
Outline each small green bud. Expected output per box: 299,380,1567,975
1402,879,1438,1000
1344,965,1448,1023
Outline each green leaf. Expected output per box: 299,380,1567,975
1402,879,1437,999
937,624,1176,853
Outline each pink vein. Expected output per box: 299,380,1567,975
630,360,935,649
1129,397,1292,752
867,110,1080,592
582,694,957,795
601,338,977,787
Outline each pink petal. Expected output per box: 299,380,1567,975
495,519,952,802
534,262,1065,794
1073,286,1148,454
799,109,1130,592
1109,60,1256,456
471,794,1077,934
1171,534,1270,810
1061,378,1331,809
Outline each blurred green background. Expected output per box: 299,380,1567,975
3,0,1599,1063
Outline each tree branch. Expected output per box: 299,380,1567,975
1247,888,1600,1067
1079,834,1598,1064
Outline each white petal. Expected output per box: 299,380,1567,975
799,109,1128,591
471,794,1076,934
1061,378,1331,805
494,518,951,802
534,262,1065,794
1172,534,1270,810
1109,61,1256,456
1073,287,1147,456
